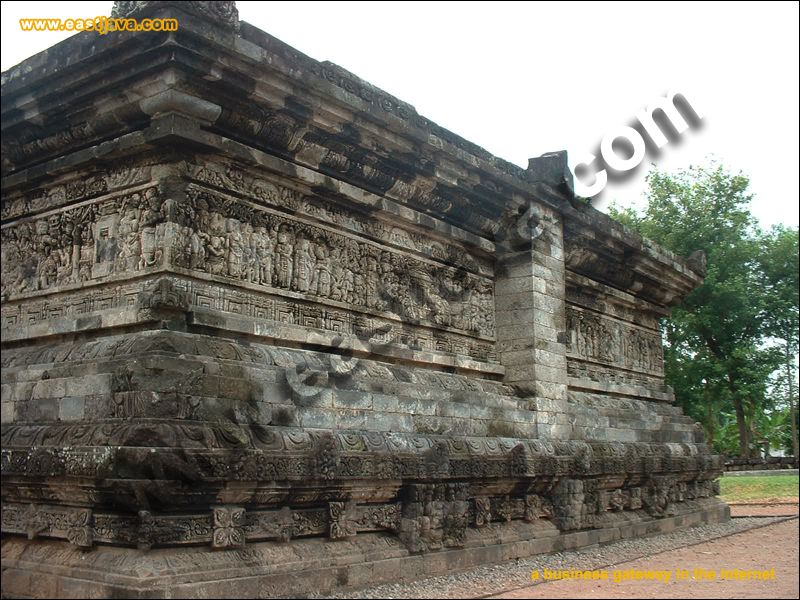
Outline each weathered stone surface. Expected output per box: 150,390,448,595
1,1,722,597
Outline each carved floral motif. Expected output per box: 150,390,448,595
212,506,246,548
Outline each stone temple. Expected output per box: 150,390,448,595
0,2,727,597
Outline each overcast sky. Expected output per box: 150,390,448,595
2,1,798,228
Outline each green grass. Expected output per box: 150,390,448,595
719,475,799,502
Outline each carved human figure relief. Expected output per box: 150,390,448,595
274,225,294,288
328,246,345,302
292,235,314,293
311,242,332,298
206,233,227,276
55,245,73,285
379,252,398,312
243,223,259,284
343,267,356,305
138,189,163,270
37,247,58,290
117,204,141,272
188,228,207,271
225,218,245,279
78,226,94,282
253,226,274,286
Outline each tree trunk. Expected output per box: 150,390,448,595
790,402,798,467
727,372,750,458
732,397,750,458
704,408,715,446
704,385,715,446
787,342,799,467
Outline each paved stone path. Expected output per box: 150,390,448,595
491,518,799,599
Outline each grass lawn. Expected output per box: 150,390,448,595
719,475,799,502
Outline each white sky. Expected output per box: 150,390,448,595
2,1,798,228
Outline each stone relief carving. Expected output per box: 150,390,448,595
2,171,495,343
1,187,165,300
5,430,695,481
5,122,98,170
212,506,246,548
3,164,153,222
567,360,664,389
0,472,719,551
566,307,663,374
399,482,469,552
1,419,722,551
188,163,491,276
327,501,358,540
171,186,495,337
0,504,93,548
523,494,554,522
473,497,491,527
565,282,661,331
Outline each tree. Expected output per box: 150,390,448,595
757,225,800,462
610,163,788,458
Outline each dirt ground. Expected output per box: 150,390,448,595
490,516,799,599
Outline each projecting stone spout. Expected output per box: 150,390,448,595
112,1,240,31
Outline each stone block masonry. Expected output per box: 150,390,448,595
1,2,723,597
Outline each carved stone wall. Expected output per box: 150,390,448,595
2,153,500,372
1,2,725,598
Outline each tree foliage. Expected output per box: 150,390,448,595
757,224,800,459
610,163,799,458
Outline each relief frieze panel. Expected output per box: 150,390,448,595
2,163,153,221
565,277,661,331
175,185,495,338
566,306,664,376
0,474,718,551
567,360,665,389
185,161,493,276
1,169,495,342
1,186,166,301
